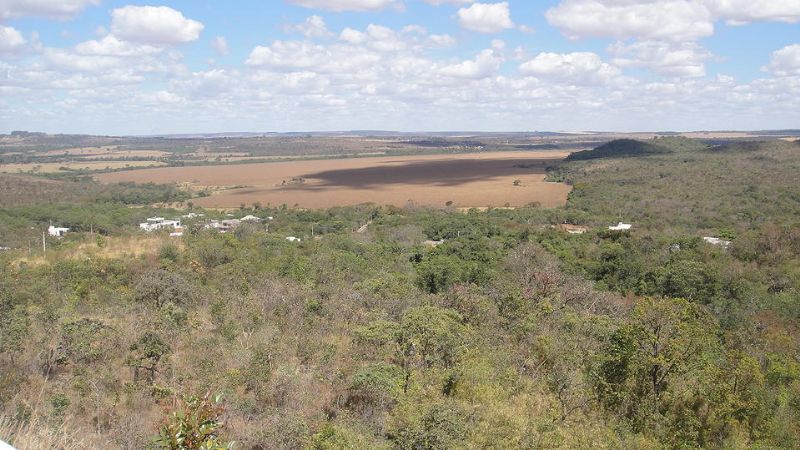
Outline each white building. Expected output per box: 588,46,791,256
203,219,241,233
286,236,301,242
609,222,632,231
703,237,732,248
140,217,182,232
240,215,261,222
48,225,70,237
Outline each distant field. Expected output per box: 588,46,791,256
0,160,166,173
96,151,572,208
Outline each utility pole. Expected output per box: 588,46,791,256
311,223,314,237
42,231,46,256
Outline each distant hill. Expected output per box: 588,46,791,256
566,139,672,161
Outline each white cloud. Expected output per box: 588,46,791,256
75,35,162,57
765,44,800,76
705,0,800,24
440,49,502,78
546,1,800,42
110,5,204,45
609,41,712,77
0,0,99,20
339,27,366,44
0,25,26,55
246,40,381,73
457,2,514,34
546,0,714,41
212,36,230,56
519,52,620,85
286,15,332,38
286,0,401,12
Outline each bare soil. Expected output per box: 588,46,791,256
95,151,572,209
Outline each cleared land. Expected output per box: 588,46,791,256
96,151,572,208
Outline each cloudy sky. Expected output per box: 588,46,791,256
1,0,799,135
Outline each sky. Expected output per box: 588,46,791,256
0,0,799,135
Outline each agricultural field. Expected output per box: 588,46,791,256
96,151,573,208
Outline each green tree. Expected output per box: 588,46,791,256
126,331,171,383
593,297,720,432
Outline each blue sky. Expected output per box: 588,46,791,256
1,0,799,134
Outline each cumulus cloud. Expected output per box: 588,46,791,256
75,35,163,57
286,0,401,12
0,0,99,20
246,40,381,73
440,49,502,78
212,36,230,56
765,44,800,77
110,5,204,45
546,0,800,42
546,0,714,42
286,15,332,38
609,40,712,77
0,25,26,55
705,0,800,24
457,2,514,34
519,52,620,85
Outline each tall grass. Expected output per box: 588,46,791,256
0,415,92,450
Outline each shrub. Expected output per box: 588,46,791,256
134,269,198,308
60,318,113,364
154,393,233,450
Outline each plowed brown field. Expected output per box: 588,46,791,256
95,151,572,208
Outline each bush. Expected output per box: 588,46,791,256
154,393,233,450
60,318,113,364
134,269,198,308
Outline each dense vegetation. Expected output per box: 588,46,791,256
564,138,676,161
1,138,799,449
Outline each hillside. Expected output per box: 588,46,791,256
1,139,799,449
565,138,672,161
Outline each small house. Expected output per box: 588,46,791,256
140,217,181,232
609,222,632,231
286,236,301,243
240,215,261,222
48,225,70,237
703,237,732,248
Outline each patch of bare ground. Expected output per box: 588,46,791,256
95,151,572,208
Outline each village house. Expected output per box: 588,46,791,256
609,222,632,231
286,236,301,242
140,217,182,232
703,236,732,248
48,225,70,237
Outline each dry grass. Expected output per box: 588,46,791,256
12,235,179,267
0,415,94,450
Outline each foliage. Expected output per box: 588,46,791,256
154,394,233,450
565,138,673,161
